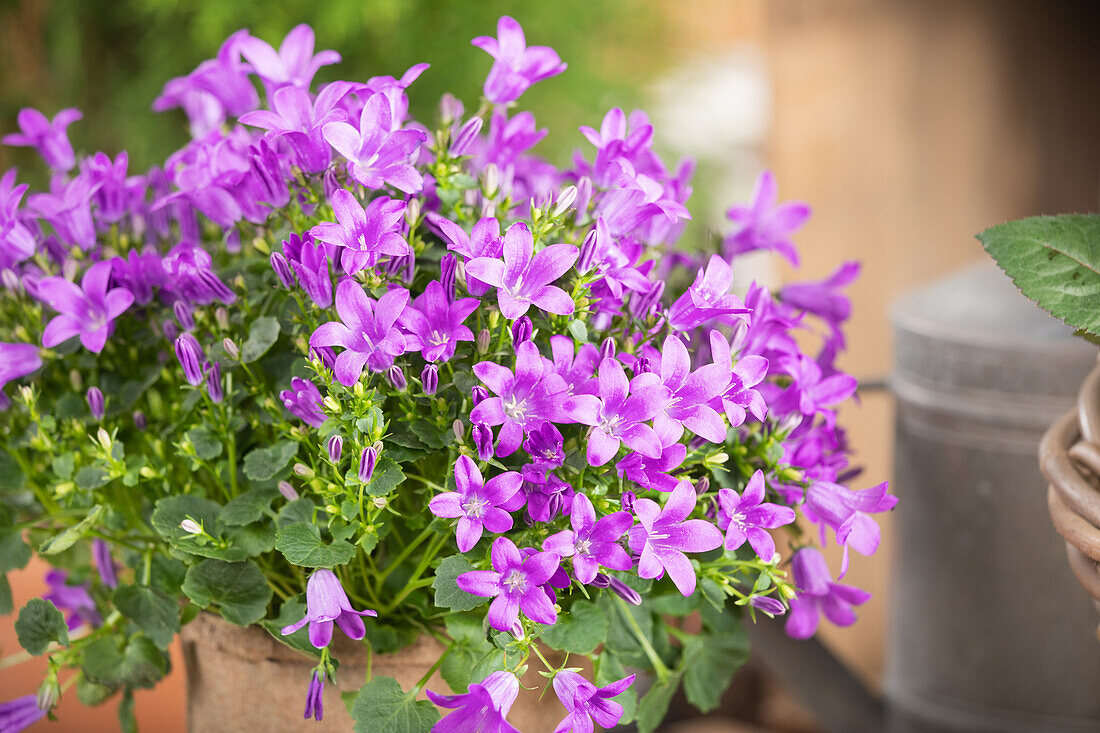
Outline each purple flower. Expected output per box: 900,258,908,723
207,364,225,405
280,377,328,428
303,670,324,721
571,357,667,467
43,570,101,630
519,473,573,524
709,332,768,426
552,670,635,733
286,237,333,308
92,538,118,589
615,443,686,492
785,547,870,639
310,190,409,274
239,82,351,173
456,537,560,630
749,595,787,617
549,335,599,396
398,280,479,362
472,16,566,104
282,569,377,648
428,455,522,552
0,169,36,267
107,249,165,307
510,316,533,347
309,280,409,386
162,243,236,305
0,694,49,732
465,222,577,320
770,354,857,426
81,150,131,224
238,24,341,92
471,341,585,457
38,261,134,353
804,480,896,576
427,670,521,733
28,174,99,250
2,107,81,171
450,116,484,156
649,333,731,445
323,92,426,194
472,423,495,461
522,422,565,470
270,251,295,288
358,446,377,483
716,470,796,562
431,215,503,297
627,479,723,596
386,365,407,391
724,170,811,266
421,364,439,396
86,387,105,420
667,255,751,332
543,494,632,584
174,333,205,386
0,343,41,398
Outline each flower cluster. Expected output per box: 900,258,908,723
0,16,892,733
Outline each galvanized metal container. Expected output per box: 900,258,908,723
888,261,1100,732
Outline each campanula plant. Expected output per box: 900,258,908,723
0,16,894,733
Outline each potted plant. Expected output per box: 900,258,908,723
0,16,893,732
982,216,1100,639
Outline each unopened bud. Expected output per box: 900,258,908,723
215,307,229,331
205,361,224,403
440,254,457,303
271,252,295,289
450,116,483,156
471,385,489,407
472,423,494,461
386,365,407,391
326,435,343,464
372,496,387,509
421,364,438,396
439,93,464,127
511,317,533,347
358,446,378,484
86,387,105,421
293,462,314,479
97,428,112,451
323,396,341,413
482,164,500,198
477,329,491,354
599,337,616,361
278,481,299,501
221,337,239,361
552,185,577,217
133,410,147,431
174,300,195,331
179,518,203,535
405,198,421,227
452,419,465,442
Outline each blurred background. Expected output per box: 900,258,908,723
2,0,1100,730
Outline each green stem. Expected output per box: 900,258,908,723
614,595,670,682
410,647,451,697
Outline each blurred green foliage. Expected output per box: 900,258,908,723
0,0,666,178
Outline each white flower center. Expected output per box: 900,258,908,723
504,570,528,594
462,496,488,519
575,538,592,556
503,395,528,421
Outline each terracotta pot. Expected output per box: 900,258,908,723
1039,356,1100,641
181,613,564,732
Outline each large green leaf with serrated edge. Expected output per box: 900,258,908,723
979,214,1100,338
275,523,354,568
181,559,272,626
243,440,298,482
539,600,608,655
351,676,440,733
432,555,488,612
240,316,281,363
635,671,682,733
15,598,69,654
681,624,750,713
112,585,181,649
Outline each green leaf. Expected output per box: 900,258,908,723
539,600,608,655
277,498,316,527
467,648,508,683
635,672,682,733
243,440,298,482
112,585,181,649
51,453,74,480
15,598,70,654
362,623,419,654
0,450,26,492
350,676,440,733
262,596,320,658
226,523,276,556
441,615,494,692
38,504,105,555
74,466,110,490
979,214,1100,337
187,427,223,461
76,676,116,706
432,556,488,612
602,598,655,668
567,319,589,344
361,457,406,497
0,575,12,615
0,526,31,573
182,560,272,626
219,488,278,526
147,555,187,596
82,635,169,689
151,495,245,560
275,523,354,568
681,625,750,713
241,316,281,363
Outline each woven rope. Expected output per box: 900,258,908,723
1039,358,1100,642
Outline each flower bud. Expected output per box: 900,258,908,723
472,423,494,461
162,320,179,341
439,93,464,126
440,254,457,303
574,176,593,218
577,227,599,273
405,198,421,227
1,268,20,293
471,385,489,407
608,576,642,606
132,410,147,431
222,337,239,361
511,317,533,347
634,280,665,320
326,435,343,464
179,518,203,535
323,169,340,202
358,446,378,484
450,116,483,156
634,354,651,374
97,428,112,450
174,300,195,331
322,396,341,413
215,306,229,331
621,490,636,514
386,365,407,391
482,163,500,198
590,573,612,589
293,463,314,479
278,480,299,501
174,333,205,386
69,369,83,392
372,496,387,509
37,674,59,712
421,364,438,396
310,346,336,371
205,361,224,403
599,337,617,361
452,419,465,442
225,229,242,254
694,476,710,495
271,252,295,289
477,329,491,354
552,185,577,218
86,387,104,421
749,595,787,617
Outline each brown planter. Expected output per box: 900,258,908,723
1039,357,1100,642
181,613,564,732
